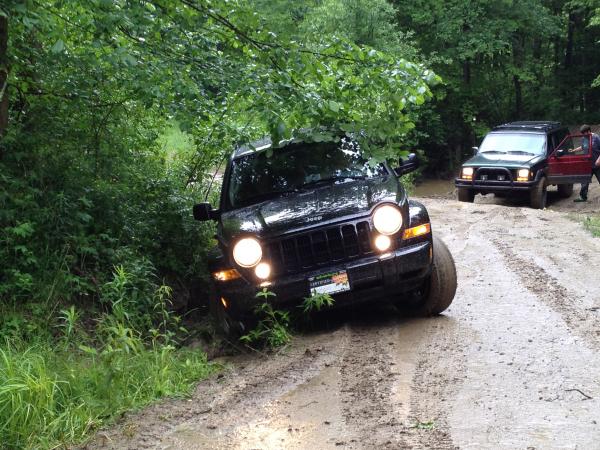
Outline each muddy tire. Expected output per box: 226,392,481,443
530,178,547,209
457,188,474,203
399,236,457,316
557,183,574,198
187,279,209,312
209,283,247,340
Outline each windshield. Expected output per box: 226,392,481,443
226,138,387,209
479,132,546,155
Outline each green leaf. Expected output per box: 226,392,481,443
121,53,138,66
78,345,98,356
328,101,340,113
51,39,65,54
10,222,34,238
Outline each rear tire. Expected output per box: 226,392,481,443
457,188,475,203
557,183,574,198
397,236,457,316
530,178,547,209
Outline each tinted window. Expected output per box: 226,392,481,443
226,138,387,208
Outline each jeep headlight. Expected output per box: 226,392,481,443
232,237,262,268
461,167,474,179
373,204,403,236
517,168,530,181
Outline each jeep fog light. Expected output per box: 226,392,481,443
255,262,271,280
373,204,403,235
517,168,529,182
232,237,262,267
213,268,241,281
374,234,392,252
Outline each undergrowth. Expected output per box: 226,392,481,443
0,264,216,450
240,289,334,350
583,215,600,237
240,289,292,348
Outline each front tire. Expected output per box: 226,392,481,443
530,178,547,209
557,183,574,198
209,283,247,340
457,187,475,203
398,236,457,316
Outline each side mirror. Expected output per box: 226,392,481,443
193,203,220,221
394,153,419,176
555,149,565,158
472,146,479,155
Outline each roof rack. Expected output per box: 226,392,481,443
492,121,562,132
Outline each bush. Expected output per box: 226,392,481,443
0,265,218,449
0,339,214,449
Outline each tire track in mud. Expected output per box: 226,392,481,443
337,318,465,450
402,204,494,450
339,325,409,449
86,330,349,449
491,237,600,350
406,320,462,450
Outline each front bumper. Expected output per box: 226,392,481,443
455,178,537,193
215,240,433,317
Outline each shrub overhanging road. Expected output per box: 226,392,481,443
89,192,600,449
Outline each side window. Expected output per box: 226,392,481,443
550,129,568,154
557,136,575,153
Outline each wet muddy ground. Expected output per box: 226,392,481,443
88,182,600,450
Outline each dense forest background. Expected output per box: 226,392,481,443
0,0,599,447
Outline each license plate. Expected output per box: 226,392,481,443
309,270,350,296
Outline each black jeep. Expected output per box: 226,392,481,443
456,121,593,209
194,136,457,335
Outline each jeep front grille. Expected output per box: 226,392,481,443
475,167,513,182
265,221,374,274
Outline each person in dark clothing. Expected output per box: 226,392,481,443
573,124,600,202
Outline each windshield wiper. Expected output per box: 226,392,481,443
506,150,535,155
480,150,507,154
301,175,366,189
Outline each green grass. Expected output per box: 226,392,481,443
583,215,600,237
0,271,217,450
0,338,215,449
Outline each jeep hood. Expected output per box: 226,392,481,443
463,152,544,169
219,176,405,240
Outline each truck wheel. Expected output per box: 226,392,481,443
530,178,547,209
187,279,209,312
399,236,457,316
557,183,574,198
457,188,474,203
209,283,247,340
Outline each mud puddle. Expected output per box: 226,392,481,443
412,178,455,198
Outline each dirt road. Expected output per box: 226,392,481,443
90,186,600,450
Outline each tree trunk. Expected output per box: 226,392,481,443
564,12,575,70
511,34,524,120
0,15,8,140
463,60,471,84
513,75,522,119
